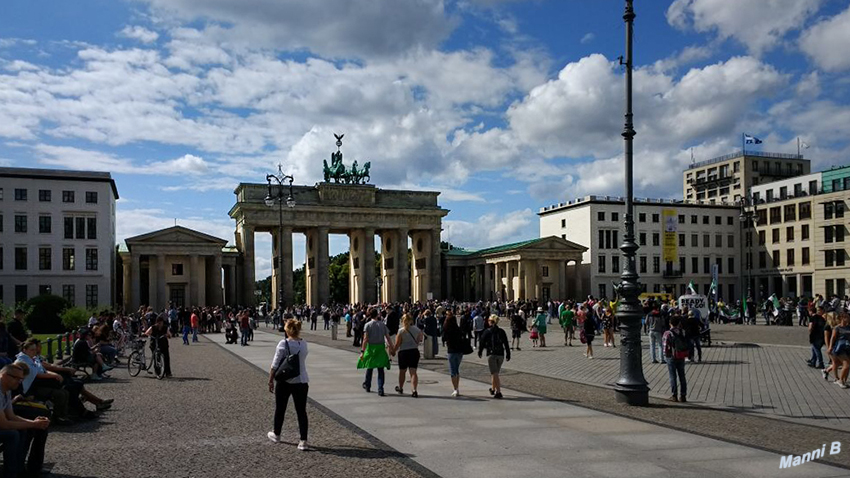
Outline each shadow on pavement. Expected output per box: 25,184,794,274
307,444,414,460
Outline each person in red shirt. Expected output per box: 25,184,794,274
240,312,251,346
191,309,200,343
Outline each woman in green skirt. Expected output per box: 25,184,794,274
358,308,395,396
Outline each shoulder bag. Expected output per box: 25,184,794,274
274,339,301,382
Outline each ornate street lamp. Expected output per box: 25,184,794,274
613,0,650,406
265,165,295,311
739,196,759,309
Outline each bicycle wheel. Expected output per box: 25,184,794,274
128,351,144,377
154,351,165,380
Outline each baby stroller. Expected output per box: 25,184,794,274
224,320,239,344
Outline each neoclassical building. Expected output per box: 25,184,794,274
444,237,587,302
230,182,449,307
118,226,237,311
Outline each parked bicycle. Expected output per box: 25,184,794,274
127,335,166,379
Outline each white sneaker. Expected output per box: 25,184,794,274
298,440,308,450
451,390,459,397
267,432,280,443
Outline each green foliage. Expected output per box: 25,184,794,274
293,266,306,304
255,276,272,304
61,307,91,331
328,252,350,304
24,294,70,334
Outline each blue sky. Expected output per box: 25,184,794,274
2,0,849,280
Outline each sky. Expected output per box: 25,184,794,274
1,0,849,280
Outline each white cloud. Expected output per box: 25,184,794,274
444,209,536,250
139,0,455,59
580,33,595,44
34,145,212,176
667,0,822,56
799,4,850,72
119,26,160,44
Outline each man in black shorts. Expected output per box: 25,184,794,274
510,312,526,351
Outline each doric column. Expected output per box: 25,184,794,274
518,260,527,300
430,228,442,300
559,260,567,301
212,253,223,306
227,264,237,306
241,225,256,306
397,227,409,302
157,254,167,309
273,226,293,308
445,265,453,300
122,257,131,312
462,266,471,301
317,226,330,306
190,254,201,307
148,255,159,310
362,228,376,304
528,259,540,301
506,261,515,301
483,263,493,301
379,230,397,302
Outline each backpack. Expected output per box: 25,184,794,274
670,329,689,360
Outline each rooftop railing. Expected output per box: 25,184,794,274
685,150,805,170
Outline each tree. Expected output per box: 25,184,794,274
293,266,306,304
24,294,70,333
255,276,272,304
328,252,350,304
61,307,91,330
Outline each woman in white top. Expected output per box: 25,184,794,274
393,314,424,397
267,319,310,450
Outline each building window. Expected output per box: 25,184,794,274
611,258,619,273
787,249,795,266
561,219,566,228
64,217,73,239
598,283,607,299
679,257,686,274
62,190,75,203
85,248,98,271
14,215,26,233
703,257,710,274
639,233,646,246
652,214,659,223
734,161,740,172
639,256,647,274
542,266,549,277
38,189,51,202
86,217,97,240
85,285,98,308
802,247,810,265
801,225,809,241
75,217,85,239
38,247,51,270
14,247,26,270
753,160,759,171
837,226,846,243
652,233,660,247
703,216,709,225
85,191,97,204
772,228,780,244
63,248,75,270
758,230,766,245
605,230,612,249
0,247,3,269
756,209,767,224
769,207,781,224
598,211,605,221
703,234,710,248
837,201,846,218
678,234,685,247
716,257,723,274
172,264,184,275
0,188,3,200
692,257,698,274
779,186,788,199
799,202,811,219
15,285,27,304
714,216,720,225
715,234,722,248
690,215,697,224
772,251,780,267
826,226,834,243
612,212,619,222
653,257,660,274
786,226,794,242
784,204,796,222
62,285,75,305
727,235,734,248
678,214,685,224
638,213,646,223
39,216,51,234
837,250,846,267
598,255,606,273
825,202,834,220
728,257,735,274
826,250,834,267
727,217,734,226
598,230,605,249
691,234,698,247
14,188,27,201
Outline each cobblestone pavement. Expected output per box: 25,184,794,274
42,335,431,478
709,322,810,347
299,326,850,470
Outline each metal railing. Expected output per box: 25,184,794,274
686,150,804,170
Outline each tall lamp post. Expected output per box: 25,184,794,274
739,196,759,311
613,0,649,406
265,165,295,311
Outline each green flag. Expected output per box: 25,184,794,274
742,298,748,317
708,278,717,298
687,280,697,295
769,294,780,317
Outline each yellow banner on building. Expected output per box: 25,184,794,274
662,208,678,263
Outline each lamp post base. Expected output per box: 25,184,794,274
613,385,650,406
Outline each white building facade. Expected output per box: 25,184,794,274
0,167,118,308
540,196,741,301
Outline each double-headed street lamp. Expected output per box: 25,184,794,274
265,165,295,310
739,195,759,309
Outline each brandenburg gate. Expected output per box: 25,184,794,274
229,179,448,308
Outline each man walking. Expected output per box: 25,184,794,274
663,316,689,402
807,306,826,369
240,312,251,347
647,306,668,364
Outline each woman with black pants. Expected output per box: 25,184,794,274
144,316,172,377
268,319,310,450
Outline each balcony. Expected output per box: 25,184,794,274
663,270,683,278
